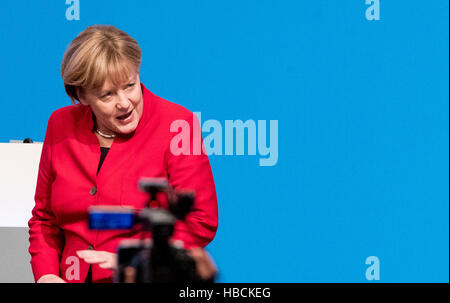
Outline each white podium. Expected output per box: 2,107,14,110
0,143,42,228
0,142,42,282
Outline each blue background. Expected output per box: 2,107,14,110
0,1,448,282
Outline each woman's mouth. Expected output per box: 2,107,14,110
117,110,133,121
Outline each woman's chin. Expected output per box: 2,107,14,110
116,124,137,135
113,120,138,135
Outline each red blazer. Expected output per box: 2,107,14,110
28,83,218,283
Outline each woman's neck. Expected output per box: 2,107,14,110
92,115,115,148
95,133,114,148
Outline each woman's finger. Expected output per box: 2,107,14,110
202,250,217,276
76,250,99,258
76,250,117,269
187,248,217,280
76,250,105,263
81,257,107,264
99,261,113,269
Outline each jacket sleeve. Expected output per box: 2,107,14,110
166,112,219,249
28,113,65,282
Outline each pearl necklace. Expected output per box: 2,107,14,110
96,129,116,139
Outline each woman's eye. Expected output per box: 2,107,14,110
101,92,112,99
127,83,135,88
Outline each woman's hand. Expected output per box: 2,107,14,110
37,274,66,283
187,247,218,281
76,250,117,270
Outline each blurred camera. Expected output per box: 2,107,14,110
88,177,215,283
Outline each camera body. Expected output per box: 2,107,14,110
88,177,213,283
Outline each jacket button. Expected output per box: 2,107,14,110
88,245,94,250
89,186,97,195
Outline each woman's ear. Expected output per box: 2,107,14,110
76,87,88,106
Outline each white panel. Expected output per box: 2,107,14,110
0,143,43,227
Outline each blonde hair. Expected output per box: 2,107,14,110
61,25,142,103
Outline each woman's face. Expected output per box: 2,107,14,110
79,72,143,135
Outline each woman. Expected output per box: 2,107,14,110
28,25,218,283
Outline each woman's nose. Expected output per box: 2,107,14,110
116,91,131,110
